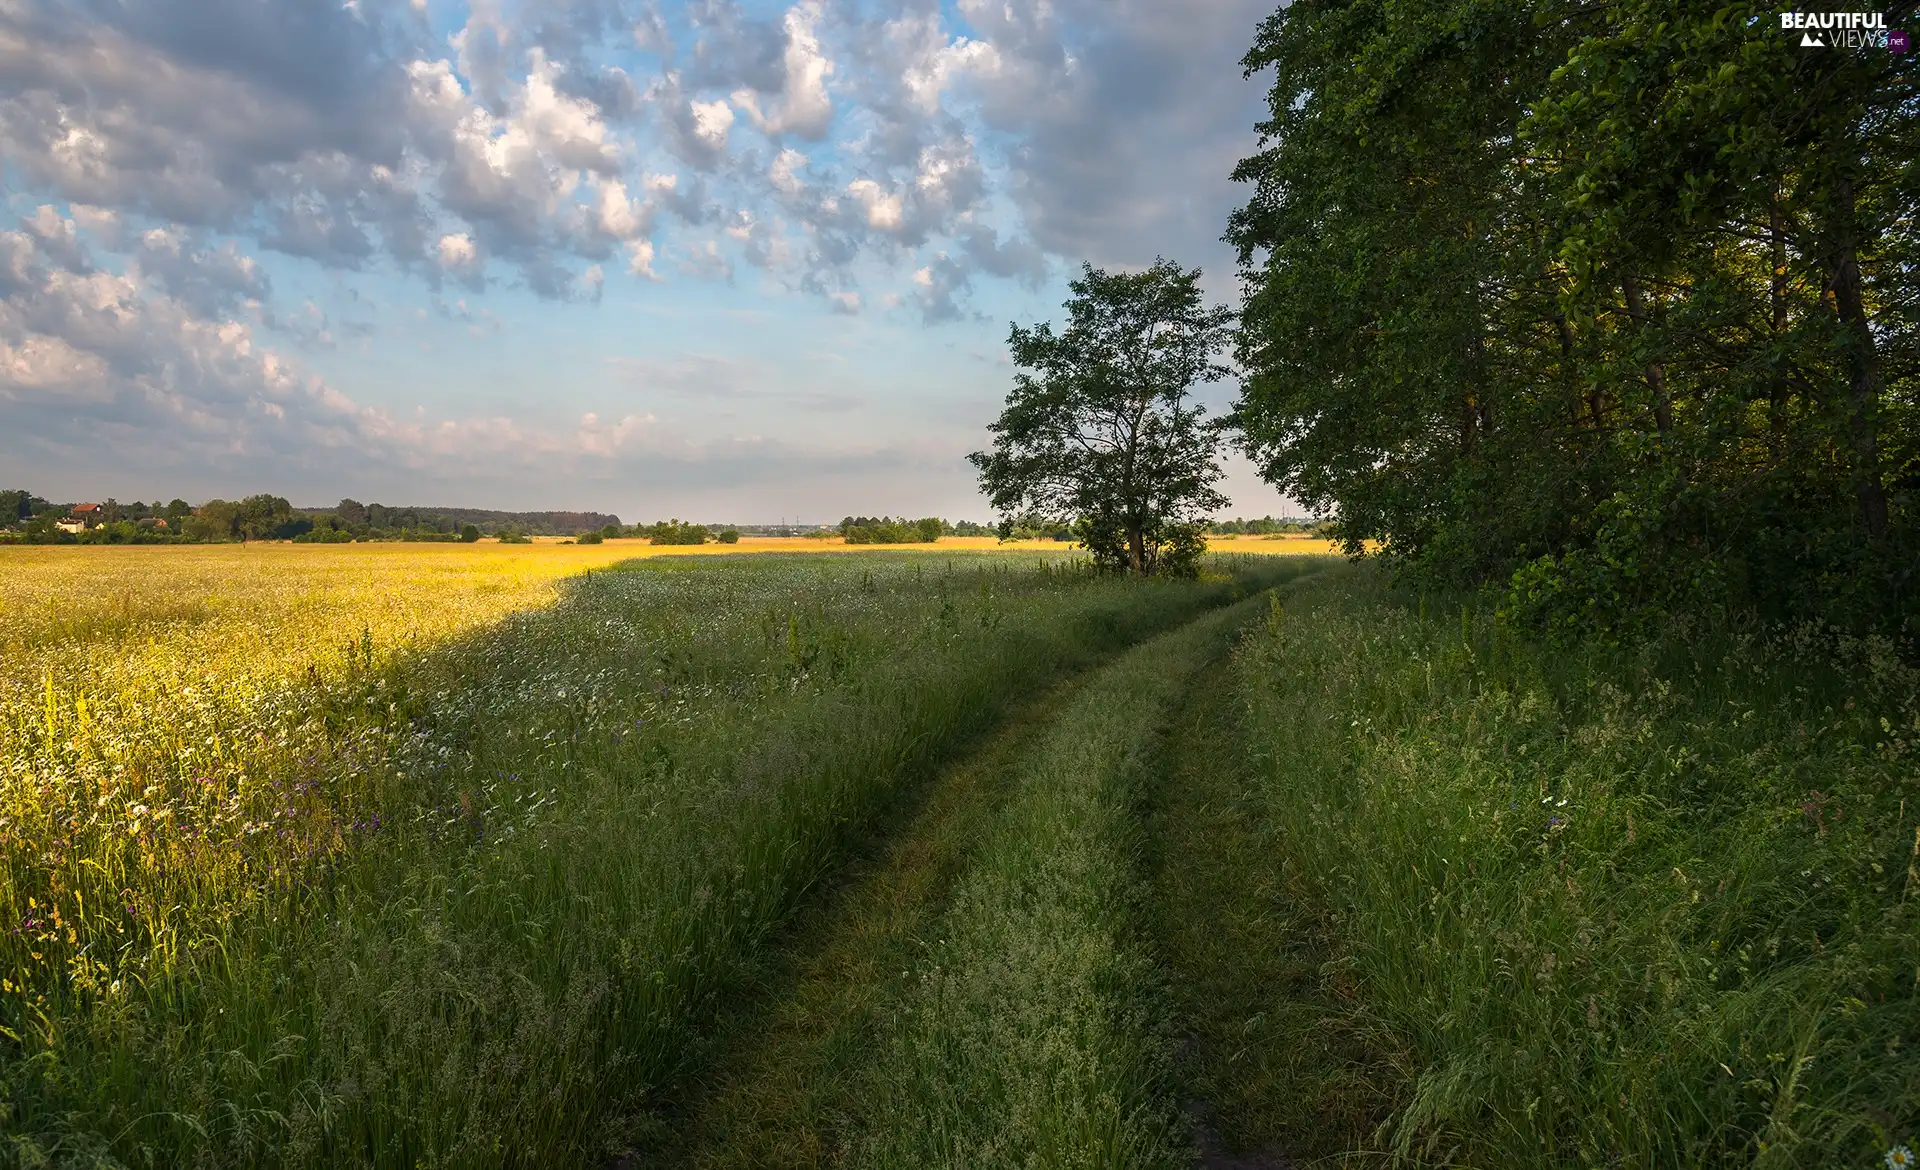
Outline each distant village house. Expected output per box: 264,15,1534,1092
57,503,102,533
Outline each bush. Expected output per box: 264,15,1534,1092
717,529,741,544
839,516,944,544
576,532,604,545
460,524,481,543
645,521,709,545
293,528,354,544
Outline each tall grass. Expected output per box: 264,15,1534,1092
844,589,1290,1169
1233,564,1920,1166
2,551,1257,1166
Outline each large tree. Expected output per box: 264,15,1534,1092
970,259,1232,576
1229,0,1917,638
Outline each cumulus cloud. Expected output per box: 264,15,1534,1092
626,238,661,279
908,252,975,324
952,0,1273,274
1,212,361,457
769,148,808,196
845,179,904,232
2,0,1277,506
3,0,1261,318
0,209,895,503
437,232,479,268
690,99,735,149
725,1,834,139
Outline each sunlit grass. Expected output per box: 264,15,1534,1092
0,543,1264,1166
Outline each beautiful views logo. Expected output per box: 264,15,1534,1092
1780,11,1906,49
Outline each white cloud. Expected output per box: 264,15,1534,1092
626,239,660,279
679,239,733,280
594,177,646,240
889,14,1001,115
770,148,808,196
437,232,478,268
846,179,904,231
576,411,659,456
731,1,834,140
689,99,735,150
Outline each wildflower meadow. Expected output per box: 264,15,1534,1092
1,545,1913,1168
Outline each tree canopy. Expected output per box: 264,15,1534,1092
1229,0,1917,640
971,259,1233,576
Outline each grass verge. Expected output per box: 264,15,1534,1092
1228,564,1920,1167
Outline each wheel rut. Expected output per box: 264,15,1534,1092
627,665,1100,1169
1142,614,1396,1169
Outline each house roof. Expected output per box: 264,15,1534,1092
71,503,101,514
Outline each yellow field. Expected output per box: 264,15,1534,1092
1,534,1344,762
2,543,654,933
1193,534,1346,555
554,533,1345,556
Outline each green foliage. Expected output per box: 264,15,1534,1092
0,491,624,545
294,526,355,544
1072,512,1207,579
1230,564,1920,1165
1229,0,1918,640
838,515,943,544
576,532,604,545
716,528,741,544
644,519,710,545
971,259,1232,575
1205,515,1318,536
0,489,31,525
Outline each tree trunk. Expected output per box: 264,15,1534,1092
1127,520,1145,574
1769,184,1790,453
1620,274,1672,436
1829,174,1890,540
1554,313,1604,430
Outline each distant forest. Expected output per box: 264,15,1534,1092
298,504,624,536
0,491,623,544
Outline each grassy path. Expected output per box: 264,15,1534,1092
1141,596,1401,1168
835,596,1268,1169
633,669,1096,1167
648,593,1268,1169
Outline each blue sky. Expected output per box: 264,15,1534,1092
0,0,1290,523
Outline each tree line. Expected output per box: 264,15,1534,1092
1225,0,1915,638
974,4,1912,643
0,494,630,545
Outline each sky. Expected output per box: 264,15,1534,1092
0,0,1292,524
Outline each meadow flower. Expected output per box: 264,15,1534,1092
1888,1144,1915,1170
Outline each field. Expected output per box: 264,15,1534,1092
1,545,1914,1168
